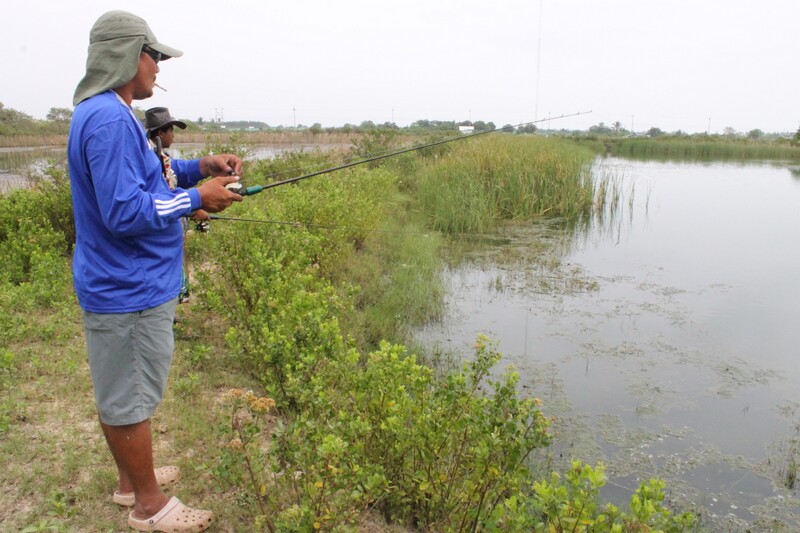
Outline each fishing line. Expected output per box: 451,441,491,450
251,135,435,183
207,214,431,236
209,214,359,231
229,111,591,197
207,215,557,242
252,129,474,183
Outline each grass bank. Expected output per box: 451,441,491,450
0,137,697,531
404,135,598,233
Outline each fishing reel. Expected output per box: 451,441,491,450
194,220,210,233
225,181,244,194
225,179,263,197
225,169,246,195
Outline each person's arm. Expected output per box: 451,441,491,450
171,158,204,188
172,154,244,188
86,121,206,236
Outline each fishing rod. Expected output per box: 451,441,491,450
208,214,359,231
226,110,592,196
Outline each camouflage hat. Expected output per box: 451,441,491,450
73,11,183,106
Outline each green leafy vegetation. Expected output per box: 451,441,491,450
0,136,698,531
0,102,71,144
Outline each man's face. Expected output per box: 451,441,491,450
131,47,160,101
157,126,175,148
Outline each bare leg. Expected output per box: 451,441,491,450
100,418,169,518
100,416,134,493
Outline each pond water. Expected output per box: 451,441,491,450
415,157,800,531
0,143,346,190
0,146,65,190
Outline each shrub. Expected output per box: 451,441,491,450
0,162,74,309
217,337,553,531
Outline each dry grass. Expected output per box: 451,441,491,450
0,135,67,148
0,131,413,149
1,297,420,533
0,299,413,531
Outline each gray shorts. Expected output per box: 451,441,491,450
83,298,178,426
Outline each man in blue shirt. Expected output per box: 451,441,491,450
68,10,242,532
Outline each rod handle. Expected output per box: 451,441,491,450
225,183,264,196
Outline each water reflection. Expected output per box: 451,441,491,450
416,157,800,530
0,146,66,190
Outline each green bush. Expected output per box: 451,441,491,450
216,338,696,532
349,128,399,164
216,337,553,531
190,141,696,531
0,162,74,312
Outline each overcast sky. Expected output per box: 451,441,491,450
3,0,799,134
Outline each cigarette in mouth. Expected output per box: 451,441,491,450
154,83,167,92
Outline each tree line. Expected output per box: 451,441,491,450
1,102,514,137
4,101,798,142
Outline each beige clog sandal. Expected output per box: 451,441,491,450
127,496,213,532
112,466,182,507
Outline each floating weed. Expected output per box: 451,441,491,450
786,456,797,490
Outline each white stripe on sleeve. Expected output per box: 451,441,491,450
155,192,192,216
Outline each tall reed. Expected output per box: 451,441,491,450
406,135,597,233
611,137,800,161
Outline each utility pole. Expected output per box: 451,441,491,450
534,0,543,121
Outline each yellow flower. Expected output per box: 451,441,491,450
313,522,322,530
227,388,244,400
314,481,324,488
249,396,276,414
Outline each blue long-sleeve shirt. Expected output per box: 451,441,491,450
68,90,204,313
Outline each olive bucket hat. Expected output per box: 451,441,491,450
144,107,187,133
73,10,183,106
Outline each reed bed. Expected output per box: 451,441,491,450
0,130,412,149
0,134,67,148
611,137,800,161
407,135,597,233
170,130,414,148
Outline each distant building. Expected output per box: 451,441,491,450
459,125,474,135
